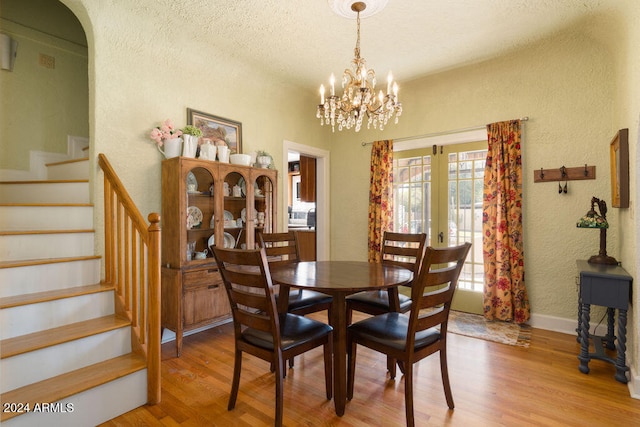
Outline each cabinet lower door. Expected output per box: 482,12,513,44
183,276,229,327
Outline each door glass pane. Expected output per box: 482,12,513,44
394,154,431,238
447,148,487,292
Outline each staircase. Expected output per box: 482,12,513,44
0,157,149,426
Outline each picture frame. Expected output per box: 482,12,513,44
609,128,629,208
187,108,242,154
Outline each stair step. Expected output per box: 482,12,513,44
0,256,101,298
45,158,89,167
0,180,89,204
0,353,146,423
46,158,89,180
0,204,93,231
0,282,113,309
0,230,94,261
1,315,130,359
0,255,101,269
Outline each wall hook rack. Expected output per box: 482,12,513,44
533,164,595,182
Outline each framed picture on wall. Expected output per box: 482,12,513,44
609,128,629,208
187,108,242,154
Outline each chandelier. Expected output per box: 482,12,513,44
316,1,402,132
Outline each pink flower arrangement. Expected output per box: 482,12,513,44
150,119,183,146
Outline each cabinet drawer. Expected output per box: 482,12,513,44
183,267,222,288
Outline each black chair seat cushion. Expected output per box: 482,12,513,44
346,290,412,312
277,290,332,311
242,313,333,352
348,312,440,351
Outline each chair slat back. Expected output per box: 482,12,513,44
381,232,427,279
212,247,279,337
408,243,472,335
257,231,300,267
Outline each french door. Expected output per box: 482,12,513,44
393,141,487,314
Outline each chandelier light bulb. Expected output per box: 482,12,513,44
316,1,402,132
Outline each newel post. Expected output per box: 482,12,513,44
147,212,162,404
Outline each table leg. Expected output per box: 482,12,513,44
578,303,590,374
329,295,347,416
614,309,629,383
604,307,616,350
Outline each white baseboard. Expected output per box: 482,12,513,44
161,318,232,344
528,312,578,336
0,135,88,181
629,365,640,399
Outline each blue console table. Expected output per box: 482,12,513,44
576,260,632,383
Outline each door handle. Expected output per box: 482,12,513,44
438,232,444,243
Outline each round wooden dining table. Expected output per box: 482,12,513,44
269,260,413,417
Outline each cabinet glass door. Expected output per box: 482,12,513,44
186,167,215,262
254,174,275,237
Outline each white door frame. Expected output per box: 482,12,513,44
282,140,330,261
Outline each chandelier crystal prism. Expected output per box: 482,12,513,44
316,1,402,132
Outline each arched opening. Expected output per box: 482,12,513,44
0,0,88,179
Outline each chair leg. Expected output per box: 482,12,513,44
387,356,397,379
440,348,455,409
228,349,242,410
404,362,415,427
323,337,333,400
347,338,357,400
289,357,294,368
274,353,284,427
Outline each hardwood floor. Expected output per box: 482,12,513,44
101,313,640,426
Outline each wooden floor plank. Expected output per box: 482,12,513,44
100,312,640,426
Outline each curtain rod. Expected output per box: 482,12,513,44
361,116,529,146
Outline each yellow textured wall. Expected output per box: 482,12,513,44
58,0,328,260
330,20,617,321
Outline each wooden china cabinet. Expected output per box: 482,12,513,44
161,156,277,356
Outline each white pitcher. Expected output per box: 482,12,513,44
199,141,216,160
182,134,199,158
157,137,182,159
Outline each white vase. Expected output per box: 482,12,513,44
182,134,199,158
157,137,182,159
217,145,230,163
199,141,216,160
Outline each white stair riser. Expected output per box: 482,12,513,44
0,258,101,298
0,182,89,204
0,233,94,261
1,369,147,427
1,292,114,340
0,205,93,231
1,328,132,391
46,161,89,180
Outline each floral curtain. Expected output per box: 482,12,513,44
368,140,394,262
482,120,530,323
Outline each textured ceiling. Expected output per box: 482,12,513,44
164,0,615,91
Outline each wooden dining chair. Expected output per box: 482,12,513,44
212,246,333,427
347,242,472,427
258,231,332,319
345,232,427,324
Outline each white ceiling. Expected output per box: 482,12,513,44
175,0,616,93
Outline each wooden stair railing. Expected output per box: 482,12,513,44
98,153,161,404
